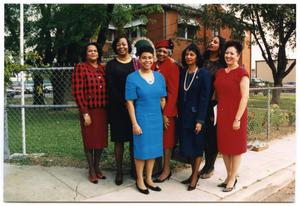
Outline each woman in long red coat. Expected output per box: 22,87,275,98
152,39,180,183
214,40,249,192
72,42,108,184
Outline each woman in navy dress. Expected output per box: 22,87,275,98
126,45,167,194
178,43,211,191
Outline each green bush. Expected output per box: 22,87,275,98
264,104,289,130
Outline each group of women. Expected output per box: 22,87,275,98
71,35,249,195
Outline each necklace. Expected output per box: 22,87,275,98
184,67,198,91
139,70,154,84
116,56,132,64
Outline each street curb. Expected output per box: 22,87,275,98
221,163,295,202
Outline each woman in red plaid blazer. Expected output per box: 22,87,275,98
72,42,108,184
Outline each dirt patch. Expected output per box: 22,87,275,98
262,180,295,202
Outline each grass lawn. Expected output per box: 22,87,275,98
6,93,295,168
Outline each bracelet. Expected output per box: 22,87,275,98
234,119,240,122
132,124,138,128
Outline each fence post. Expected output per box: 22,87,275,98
4,94,10,160
20,4,26,155
267,87,271,141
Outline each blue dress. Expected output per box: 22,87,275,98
178,68,211,158
125,71,167,160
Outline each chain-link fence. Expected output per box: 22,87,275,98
4,67,296,166
248,87,296,146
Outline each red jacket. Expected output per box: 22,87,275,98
72,62,108,114
154,57,180,117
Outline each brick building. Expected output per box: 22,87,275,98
103,5,251,73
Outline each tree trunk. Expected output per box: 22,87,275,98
33,71,45,105
51,70,67,107
271,76,283,104
97,4,114,59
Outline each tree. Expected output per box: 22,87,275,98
207,4,296,104
25,4,111,105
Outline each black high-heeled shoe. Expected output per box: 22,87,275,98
136,183,149,195
153,172,172,183
187,176,200,191
217,182,227,188
145,181,162,191
223,179,237,192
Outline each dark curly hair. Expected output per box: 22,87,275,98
112,36,132,55
225,40,243,55
181,43,203,68
82,42,100,62
203,35,226,67
136,45,154,57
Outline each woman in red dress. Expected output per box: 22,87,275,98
72,42,108,184
214,40,249,192
152,39,180,183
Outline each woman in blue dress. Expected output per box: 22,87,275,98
126,45,167,195
178,43,211,191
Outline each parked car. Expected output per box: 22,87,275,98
283,81,296,93
44,83,53,93
6,88,17,98
24,83,34,94
250,78,268,95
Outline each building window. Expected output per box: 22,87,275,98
177,24,197,40
126,25,146,41
213,28,219,36
107,29,115,42
187,25,197,39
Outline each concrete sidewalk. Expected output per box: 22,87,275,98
4,134,296,202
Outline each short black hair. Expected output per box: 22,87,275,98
203,35,226,67
181,43,203,68
112,36,132,54
82,42,100,62
136,45,154,57
225,40,243,55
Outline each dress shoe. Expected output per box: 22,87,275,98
136,183,149,195
187,176,199,191
223,179,237,192
217,182,227,188
96,172,106,179
145,181,162,191
115,172,123,185
88,175,98,184
153,172,172,183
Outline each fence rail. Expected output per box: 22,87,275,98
4,67,296,162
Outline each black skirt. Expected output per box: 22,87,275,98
109,104,133,142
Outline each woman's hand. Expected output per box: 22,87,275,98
163,115,170,129
132,124,143,135
83,114,92,126
233,120,240,130
194,122,202,135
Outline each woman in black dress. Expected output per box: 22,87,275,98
106,36,135,185
199,35,227,179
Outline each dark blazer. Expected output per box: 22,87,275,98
178,67,211,129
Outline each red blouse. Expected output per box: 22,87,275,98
72,62,108,114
